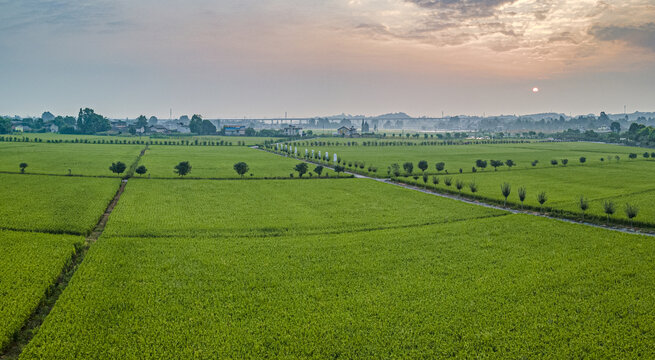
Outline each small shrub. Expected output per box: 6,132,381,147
625,203,639,227
418,160,428,173
468,182,478,194
403,162,414,175
500,182,511,207
602,200,616,223
537,191,547,211
135,165,148,176
505,159,515,169
579,196,589,220
517,186,526,209
455,179,464,194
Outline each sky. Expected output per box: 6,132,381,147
0,0,654,119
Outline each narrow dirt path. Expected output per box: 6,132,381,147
259,148,655,238
87,179,127,242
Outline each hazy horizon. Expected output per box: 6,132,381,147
5,109,655,121
1,0,654,119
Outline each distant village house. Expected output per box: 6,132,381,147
224,125,246,136
283,125,303,136
337,126,359,137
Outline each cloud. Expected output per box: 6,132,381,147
548,31,579,45
0,0,130,33
590,22,655,51
404,0,516,17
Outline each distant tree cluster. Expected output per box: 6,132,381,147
77,108,111,134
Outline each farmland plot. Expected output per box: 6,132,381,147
20,215,655,359
0,174,120,234
0,142,142,176
0,230,83,351
102,178,504,238
138,146,341,178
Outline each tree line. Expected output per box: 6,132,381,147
399,173,643,228
104,161,346,179
0,136,248,146
268,139,533,148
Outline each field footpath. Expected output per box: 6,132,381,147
260,147,655,238
0,148,146,359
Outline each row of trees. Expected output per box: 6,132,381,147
0,136,247,146
404,174,641,226
271,139,531,148
109,162,148,177
107,160,343,179
269,144,377,175
495,184,639,225
384,152,652,177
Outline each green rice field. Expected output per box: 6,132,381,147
137,146,342,178
0,174,120,234
20,214,655,359
0,231,83,351
3,138,655,359
0,142,142,176
103,178,501,238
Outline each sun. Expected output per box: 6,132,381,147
532,87,540,93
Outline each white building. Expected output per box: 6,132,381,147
283,125,303,136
